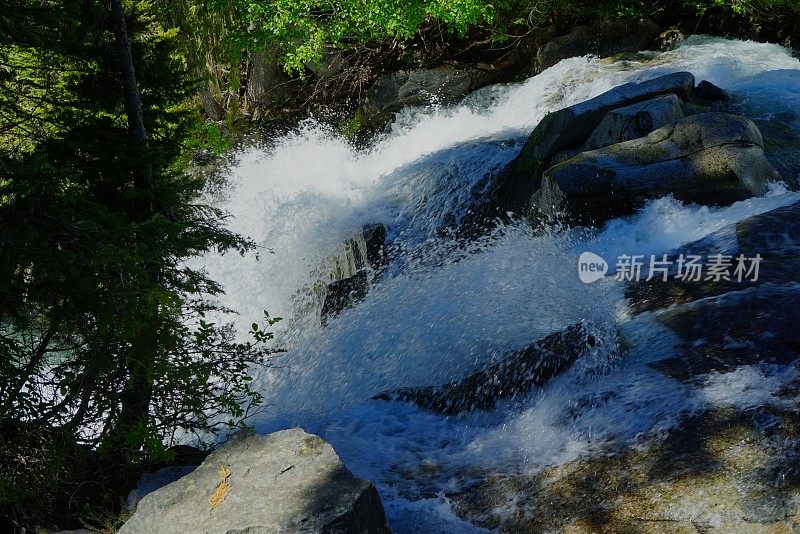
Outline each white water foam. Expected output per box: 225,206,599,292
195,36,800,531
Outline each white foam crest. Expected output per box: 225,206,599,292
699,364,795,410
586,183,800,263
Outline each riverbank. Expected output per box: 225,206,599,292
191,0,800,144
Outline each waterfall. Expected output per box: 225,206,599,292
196,36,800,531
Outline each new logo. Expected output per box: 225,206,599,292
578,251,608,284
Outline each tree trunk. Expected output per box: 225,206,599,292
109,0,153,194
199,83,224,121
110,0,145,144
246,51,278,109
107,0,157,483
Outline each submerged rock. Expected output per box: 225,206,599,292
531,113,777,226
118,428,390,534
376,323,613,414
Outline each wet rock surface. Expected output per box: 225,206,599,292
483,71,786,228
650,283,800,380
376,323,614,414
531,112,777,225
578,93,685,152
485,72,697,218
321,270,369,322
694,79,732,103
627,200,800,313
755,111,800,190
450,408,800,533
319,223,389,322
118,428,390,534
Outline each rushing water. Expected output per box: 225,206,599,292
198,36,800,531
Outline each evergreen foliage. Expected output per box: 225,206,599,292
0,1,278,528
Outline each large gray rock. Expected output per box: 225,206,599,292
527,72,695,165
579,93,684,151
118,429,390,534
485,72,696,217
375,323,614,414
362,67,491,124
535,19,661,72
531,112,778,225
126,465,198,511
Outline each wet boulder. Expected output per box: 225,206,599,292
486,72,695,216
530,113,778,226
321,223,388,283
520,71,694,166
375,323,614,414
319,223,388,322
657,27,686,51
579,93,684,151
321,270,368,323
362,67,492,124
362,223,388,271
118,428,390,534
649,283,800,381
619,201,800,381
694,79,732,103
